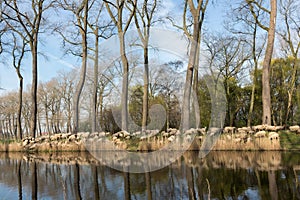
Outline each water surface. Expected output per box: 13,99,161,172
0,151,299,199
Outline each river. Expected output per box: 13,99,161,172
0,151,299,199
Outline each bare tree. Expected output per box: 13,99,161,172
132,0,158,131
2,0,53,138
168,0,209,129
87,1,114,133
72,1,88,134
148,61,184,129
56,0,89,134
22,92,32,136
58,71,76,133
12,34,28,139
181,0,209,130
227,1,266,126
277,0,300,125
0,25,28,139
0,92,18,138
104,0,137,131
38,83,51,135
203,34,250,126
246,0,277,125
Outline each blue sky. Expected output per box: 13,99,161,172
0,0,225,95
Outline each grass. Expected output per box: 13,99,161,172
0,139,18,144
279,130,300,150
1,131,300,151
124,137,140,151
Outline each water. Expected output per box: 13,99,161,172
0,151,300,199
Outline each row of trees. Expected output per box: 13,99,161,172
0,61,185,137
0,0,300,139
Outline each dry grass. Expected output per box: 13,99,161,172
212,137,281,151
0,132,291,152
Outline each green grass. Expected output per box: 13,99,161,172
0,139,18,144
279,131,300,150
125,137,140,151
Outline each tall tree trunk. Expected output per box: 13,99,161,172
225,80,232,126
73,52,87,133
56,101,61,133
13,115,17,137
67,101,72,133
182,21,200,130
134,0,156,132
98,91,104,130
72,1,88,134
30,43,38,138
262,0,277,125
17,75,23,140
104,0,136,132
91,27,99,133
248,83,256,126
142,46,149,131
45,105,51,135
8,115,13,137
192,2,207,128
119,32,129,131
166,94,170,130
193,44,200,128
38,113,42,137
247,25,258,127
0,121,3,139
285,90,293,126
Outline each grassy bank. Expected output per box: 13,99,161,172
1,130,300,152
279,131,300,150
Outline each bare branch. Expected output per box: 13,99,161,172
246,0,269,31
124,0,137,33
104,1,118,26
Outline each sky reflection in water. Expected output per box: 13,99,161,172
0,151,299,200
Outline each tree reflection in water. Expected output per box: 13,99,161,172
31,161,37,200
74,163,82,200
0,151,300,199
145,172,152,200
17,160,22,200
91,164,100,199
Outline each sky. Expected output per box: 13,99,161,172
0,0,226,95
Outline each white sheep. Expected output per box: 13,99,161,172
223,127,236,134
252,125,267,131
254,131,266,138
289,125,300,132
238,127,251,133
265,126,277,131
268,132,279,140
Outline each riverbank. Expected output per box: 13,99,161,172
0,129,300,152
0,150,296,171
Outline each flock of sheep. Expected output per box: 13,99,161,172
18,124,300,152
109,124,300,145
